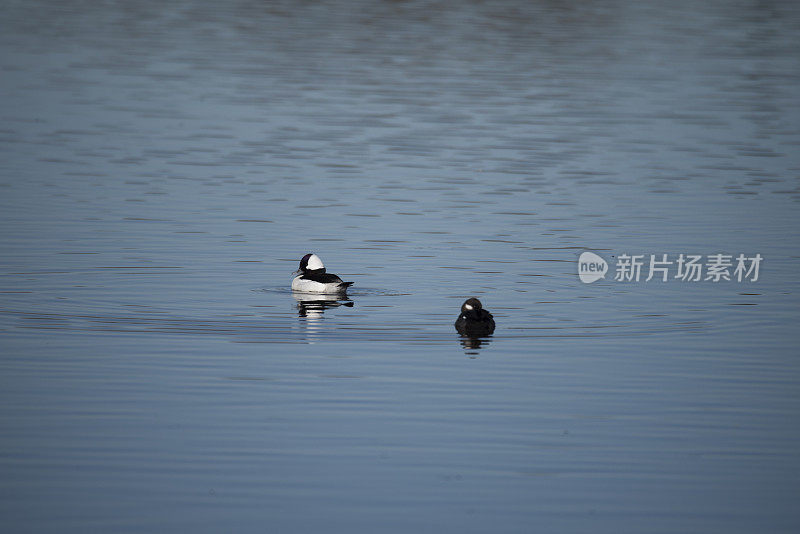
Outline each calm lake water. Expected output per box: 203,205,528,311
1,1,799,532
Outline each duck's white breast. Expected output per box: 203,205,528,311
292,276,339,293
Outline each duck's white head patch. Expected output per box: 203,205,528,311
305,253,324,271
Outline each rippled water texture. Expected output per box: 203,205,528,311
1,1,799,532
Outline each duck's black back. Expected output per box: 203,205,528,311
455,308,495,336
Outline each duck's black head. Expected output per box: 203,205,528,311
458,297,494,324
298,253,325,274
461,297,483,315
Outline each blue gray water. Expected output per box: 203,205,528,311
1,1,799,532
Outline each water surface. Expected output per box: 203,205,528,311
1,1,799,533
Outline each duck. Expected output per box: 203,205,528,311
291,253,353,294
454,297,495,336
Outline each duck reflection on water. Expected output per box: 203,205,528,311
458,334,493,353
292,291,353,318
